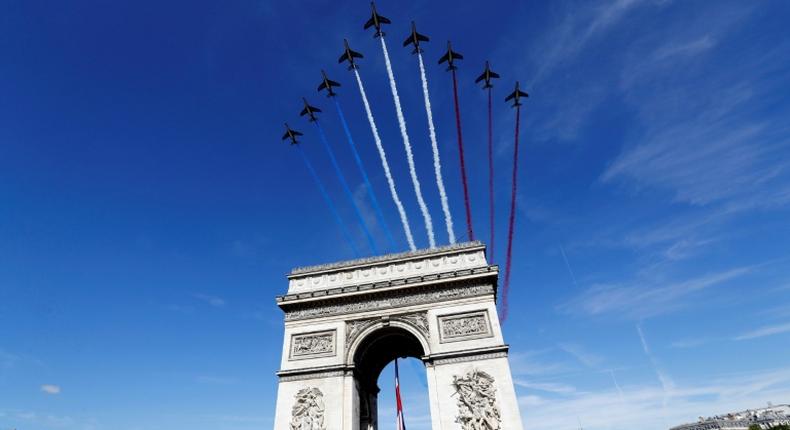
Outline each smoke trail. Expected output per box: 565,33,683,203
380,36,436,249
296,145,360,257
353,68,416,251
451,68,474,242
333,98,396,251
487,88,495,260
314,121,379,254
417,52,455,244
500,104,521,323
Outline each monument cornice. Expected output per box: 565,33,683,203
278,269,498,321
278,265,497,306
289,241,486,277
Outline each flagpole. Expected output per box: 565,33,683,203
395,358,407,430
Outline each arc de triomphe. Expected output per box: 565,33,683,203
272,241,524,429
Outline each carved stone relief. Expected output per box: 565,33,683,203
290,387,326,430
438,311,492,343
344,312,430,357
452,370,501,430
290,330,336,360
285,284,494,321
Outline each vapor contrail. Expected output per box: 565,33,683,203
333,98,396,251
314,121,378,254
296,145,360,257
353,68,416,251
451,68,474,242
417,52,455,244
380,36,436,248
501,104,522,322
637,323,674,410
487,87,495,260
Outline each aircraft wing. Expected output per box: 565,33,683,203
300,107,309,116
281,131,290,140
317,81,327,91
417,33,429,42
364,17,375,29
475,72,486,83
452,51,464,60
505,92,516,102
403,36,412,47
377,15,391,24
293,130,303,136
328,79,341,87
351,49,363,59
490,71,500,79
518,90,529,98
438,52,450,64
338,53,348,63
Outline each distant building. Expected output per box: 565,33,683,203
670,404,790,430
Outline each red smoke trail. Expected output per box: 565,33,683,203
487,87,495,261
451,69,474,242
501,104,521,323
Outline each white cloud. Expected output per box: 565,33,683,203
194,293,226,307
519,367,790,430
515,379,577,394
557,343,604,368
560,266,753,318
734,321,790,341
40,384,61,394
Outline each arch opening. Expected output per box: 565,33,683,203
353,326,428,430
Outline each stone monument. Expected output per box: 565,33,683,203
272,241,524,429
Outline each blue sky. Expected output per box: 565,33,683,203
2,0,790,429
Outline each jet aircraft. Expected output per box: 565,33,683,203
317,70,341,97
438,41,463,71
403,21,429,54
364,2,391,38
338,39,364,70
505,81,529,107
282,123,303,145
300,98,322,122
475,61,500,89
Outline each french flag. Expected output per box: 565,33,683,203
395,359,407,430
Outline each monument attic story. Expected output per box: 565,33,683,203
278,241,495,302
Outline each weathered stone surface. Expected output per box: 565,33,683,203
271,242,524,430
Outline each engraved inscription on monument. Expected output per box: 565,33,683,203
289,330,336,360
452,370,502,430
438,310,492,343
290,387,326,430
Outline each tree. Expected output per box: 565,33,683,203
749,425,761,430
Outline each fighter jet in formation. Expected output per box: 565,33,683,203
338,39,364,70
300,98,322,122
438,41,463,71
475,61,500,89
364,2,390,38
403,21,429,54
282,123,303,145
505,81,529,107
317,70,341,97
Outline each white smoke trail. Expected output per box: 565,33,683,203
417,52,455,244
380,37,436,248
353,68,416,251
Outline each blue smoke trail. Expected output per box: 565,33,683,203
314,121,379,255
296,145,360,257
333,98,396,251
